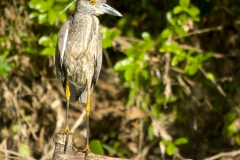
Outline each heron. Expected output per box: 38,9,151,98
55,0,122,153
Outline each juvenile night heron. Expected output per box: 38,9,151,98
55,0,122,153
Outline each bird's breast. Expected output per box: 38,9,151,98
63,13,100,87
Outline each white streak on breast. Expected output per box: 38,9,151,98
61,29,69,67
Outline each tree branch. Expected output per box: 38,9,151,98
53,134,135,160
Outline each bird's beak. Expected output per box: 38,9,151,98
97,3,122,17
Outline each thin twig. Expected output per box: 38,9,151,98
174,26,222,40
178,44,224,58
2,82,38,140
204,149,240,160
0,149,35,160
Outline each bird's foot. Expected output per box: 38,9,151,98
53,125,74,140
82,145,91,154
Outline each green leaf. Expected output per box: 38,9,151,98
40,47,55,56
90,140,104,155
114,58,134,71
192,16,200,22
46,0,55,8
171,56,179,66
48,10,57,25
0,55,12,78
166,143,176,155
28,0,39,9
142,32,151,42
226,111,237,122
39,36,52,46
11,124,18,133
236,132,240,146
18,144,30,156
102,144,118,155
58,12,67,23
1,128,9,136
29,12,39,19
174,137,188,145
36,2,49,13
148,125,154,140
179,0,190,8
173,6,183,14
206,72,216,82
175,27,186,36
38,13,47,24
161,28,173,39
222,111,237,138
161,140,171,145
124,67,134,81
187,7,200,17
185,63,198,75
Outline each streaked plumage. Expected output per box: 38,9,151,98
54,0,122,153
55,13,102,103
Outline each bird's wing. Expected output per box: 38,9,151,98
91,33,103,89
55,15,80,102
55,15,73,84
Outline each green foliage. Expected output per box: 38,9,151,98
90,140,104,155
222,111,237,138
38,34,58,56
0,55,12,78
27,0,76,57
28,0,73,24
100,27,121,49
18,144,30,156
102,143,124,158
161,137,188,155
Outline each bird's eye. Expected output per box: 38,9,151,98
89,0,96,5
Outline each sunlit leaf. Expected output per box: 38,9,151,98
161,28,173,39
29,12,39,19
206,72,216,82
142,32,151,42
166,143,176,155
90,140,104,155
185,63,198,75
124,67,134,81
48,10,57,25
179,0,190,8
174,137,188,145
187,7,200,17
114,58,134,71
148,125,154,140
161,140,171,145
175,27,186,36
18,144,30,156
173,6,183,14
38,13,47,24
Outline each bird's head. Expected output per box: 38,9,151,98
76,0,122,17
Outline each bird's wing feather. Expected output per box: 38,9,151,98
55,16,79,102
55,15,73,84
91,33,102,89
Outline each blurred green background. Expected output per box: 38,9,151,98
1,0,240,159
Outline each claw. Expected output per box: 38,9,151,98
82,145,91,154
53,125,73,140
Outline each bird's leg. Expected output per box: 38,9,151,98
82,84,91,153
54,79,73,137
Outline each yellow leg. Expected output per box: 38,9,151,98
54,79,73,138
82,86,91,153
